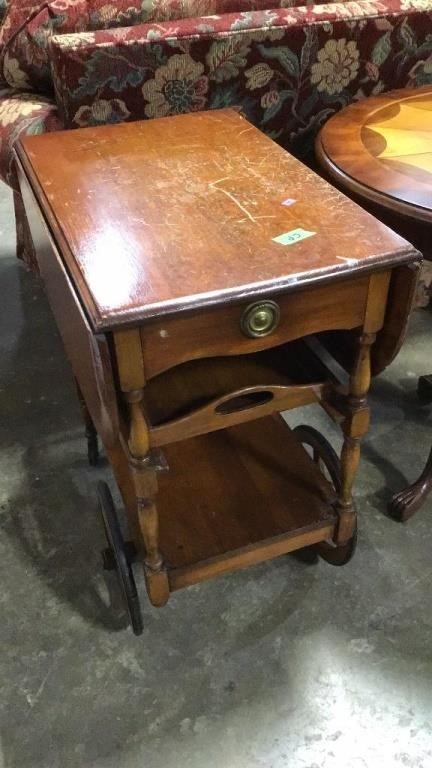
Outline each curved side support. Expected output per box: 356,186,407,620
114,330,170,608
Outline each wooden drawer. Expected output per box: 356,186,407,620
140,276,370,379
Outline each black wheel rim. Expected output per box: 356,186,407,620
293,424,341,494
98,481,143,636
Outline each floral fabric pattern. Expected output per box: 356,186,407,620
0,0,322,95
3,52,30,88
0,89,61,186
2,0,432,273
0,0,8,23
1,2,89,93
142,53,208,116
311,38,360,94
74,96,130,124
85,0,327,28
49,0,432,157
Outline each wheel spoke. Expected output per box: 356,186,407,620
98,481,143,636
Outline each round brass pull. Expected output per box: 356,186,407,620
241,300,280,339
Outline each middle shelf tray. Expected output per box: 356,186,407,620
145,338,335,446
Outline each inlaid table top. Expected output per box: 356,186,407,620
316,85,432,224
17,109,415,332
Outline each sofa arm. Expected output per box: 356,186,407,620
50,0,432,152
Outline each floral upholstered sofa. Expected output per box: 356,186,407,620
0,0,431,270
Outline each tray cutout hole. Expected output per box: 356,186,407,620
215,390,273,415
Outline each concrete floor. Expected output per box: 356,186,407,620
1,182,432,768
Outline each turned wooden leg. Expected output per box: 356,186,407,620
335,333,374,545
75,379,98,466
336,436,361,544
114,330,170,607
126,389,169,607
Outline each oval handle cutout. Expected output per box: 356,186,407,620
215,391,274,415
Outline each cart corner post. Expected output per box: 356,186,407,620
337,331,374,544
336,270,391,545
114,329,170,608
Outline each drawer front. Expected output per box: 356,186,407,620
140,276,370,379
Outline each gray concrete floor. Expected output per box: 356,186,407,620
1,181,432,768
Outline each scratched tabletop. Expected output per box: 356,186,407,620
18,109,414,331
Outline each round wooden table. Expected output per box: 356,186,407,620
316,85,432,522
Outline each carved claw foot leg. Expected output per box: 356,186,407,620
388,446,432,522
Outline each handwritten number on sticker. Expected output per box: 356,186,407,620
272,228,316,246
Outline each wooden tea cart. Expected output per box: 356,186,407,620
15,110,420,635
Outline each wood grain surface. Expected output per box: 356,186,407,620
140,274,369,378
157,415,337,587
316,85,432,224
17,109,416,331
16,157,120,448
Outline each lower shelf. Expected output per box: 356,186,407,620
157,415,338,591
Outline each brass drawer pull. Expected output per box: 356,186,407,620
241,301,280,338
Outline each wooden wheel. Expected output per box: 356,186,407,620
98,481,143,636
292,425,357,566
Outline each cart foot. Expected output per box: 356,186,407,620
292,425,357,566
98,481,143,636
315,526,357,566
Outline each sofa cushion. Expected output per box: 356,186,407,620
1,2,88,94
0,88,62,185
50,0,432,154
85,0,323,28
1,0,332,94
